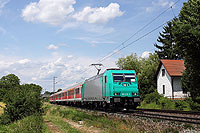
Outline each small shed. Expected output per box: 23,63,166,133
156,59,189,99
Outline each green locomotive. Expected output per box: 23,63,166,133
82,69,140,109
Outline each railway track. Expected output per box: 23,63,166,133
54,104,200,125
119,108,200,125
81,108,200,125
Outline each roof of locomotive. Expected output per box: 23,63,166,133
85,69,136,82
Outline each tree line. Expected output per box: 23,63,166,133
117,0,200,109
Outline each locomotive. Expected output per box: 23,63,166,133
50,69,140,109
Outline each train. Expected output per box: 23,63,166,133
50,68,140,110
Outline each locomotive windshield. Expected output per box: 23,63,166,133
113,73,136,82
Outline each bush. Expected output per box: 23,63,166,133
0,84,43,124
158,97,175,109
185,97,200,111
143,91,162,104
174,100,190,111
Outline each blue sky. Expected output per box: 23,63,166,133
0,0,186,93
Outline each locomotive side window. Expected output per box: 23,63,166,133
105,76,107,83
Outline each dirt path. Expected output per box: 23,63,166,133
44,119,63,133
63,118,102,133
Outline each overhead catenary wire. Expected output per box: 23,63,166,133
96,0,180,63
56,18,175,85
98,19,175,63
56,0,180,84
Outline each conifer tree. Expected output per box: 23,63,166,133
154,19,182,59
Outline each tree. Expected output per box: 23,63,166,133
154,19,182,59
0,74,20,101
173,0,200,104
116,53,159,99
116,53,141,73
139,53,159,98
0,74,20,88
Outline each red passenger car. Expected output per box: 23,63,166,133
50,83,83,104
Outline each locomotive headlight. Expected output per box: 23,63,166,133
123,84,127,87
132,93,137,96
114,93,120,95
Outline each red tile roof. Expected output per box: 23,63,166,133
160,59,185,76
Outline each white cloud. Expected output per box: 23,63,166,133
0,0,9,9
67,55,73,58
145,7,151,12
153,0,174,8
21,0,76,25
0,53,116,93
32,77,37,81
73,3,124,24
146,0,175,13
75,36,116,46
47,44,58,50
22,1,124,33
18,59,31,64
141,51,151,58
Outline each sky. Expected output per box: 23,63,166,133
0,0,187,93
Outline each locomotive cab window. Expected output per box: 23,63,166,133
124,73,136,82
113,73,136,82
113,73,123,82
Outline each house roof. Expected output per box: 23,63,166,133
157,59,185,77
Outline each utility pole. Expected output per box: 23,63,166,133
91,64,103,75
53,76,57,93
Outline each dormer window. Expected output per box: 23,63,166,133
162,69,165,76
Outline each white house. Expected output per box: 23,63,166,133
156,60,189,99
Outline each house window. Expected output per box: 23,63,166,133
163,85,165,94
162,69,165,77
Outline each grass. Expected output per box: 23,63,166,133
0,114,48,133
0,102,79,133
46,103,138,132
44,115,80,133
